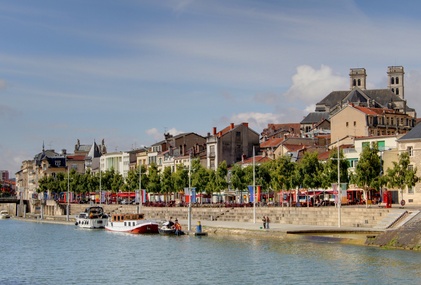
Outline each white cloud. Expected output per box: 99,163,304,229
146,128,162,142
229,112,284,132
146,127,184,142
404,70,421,115
283,65,348,104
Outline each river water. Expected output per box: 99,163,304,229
1,219,420,285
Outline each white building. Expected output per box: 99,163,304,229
100,152,130,179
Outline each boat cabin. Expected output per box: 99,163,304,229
110,213,145,222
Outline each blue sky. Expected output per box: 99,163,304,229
2,0,421,176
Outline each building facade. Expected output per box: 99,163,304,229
206,122,260,170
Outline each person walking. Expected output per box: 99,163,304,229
265,216,270,229
262,216,266,229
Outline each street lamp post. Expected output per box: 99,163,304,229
337,144,341,228
66,165,70,222
331,139,345,228
188,152,192,231
253,146,256,224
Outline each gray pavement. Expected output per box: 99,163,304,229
177,218,384,234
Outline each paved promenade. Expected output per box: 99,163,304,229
177,218,384,234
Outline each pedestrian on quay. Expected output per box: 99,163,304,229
265,216,270,229
262,216,266,229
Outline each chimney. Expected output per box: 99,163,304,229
230,123,235,130
213,127,217,135
243,122,249,128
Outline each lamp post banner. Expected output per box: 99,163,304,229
191,188,196,203
248,185,254,202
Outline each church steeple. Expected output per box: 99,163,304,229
387,66,404,99
349,68,367,90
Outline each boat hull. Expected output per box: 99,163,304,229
158,226,185,236
0,211,11,219
105,220,159,234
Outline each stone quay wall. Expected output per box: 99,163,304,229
68,204,393,228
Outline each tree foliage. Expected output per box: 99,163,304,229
384,152,419,201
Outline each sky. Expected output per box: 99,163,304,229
2,0,421,177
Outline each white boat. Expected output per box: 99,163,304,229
75,206,108,229
105,213,159,234
0,210,10,219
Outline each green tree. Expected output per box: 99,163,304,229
172,164,188,192
147,163,161,193
230,163,247,203
191,159,209,195
384,152,419,204
215,161,228,192
321,147,349,189
270,155,295,206
352,142,382,208
161,166,174,202
124,168,140,191
295,151,323,189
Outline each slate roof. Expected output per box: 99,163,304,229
300,112,330,124
316,87,415,113
398,122,421,141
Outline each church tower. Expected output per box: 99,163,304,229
387,66,404,99
349,68,367,90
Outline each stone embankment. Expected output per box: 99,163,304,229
19,203,421,250
69,204,400,228
366,211,421,250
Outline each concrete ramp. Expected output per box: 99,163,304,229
373,209,415,229
392,210,420,228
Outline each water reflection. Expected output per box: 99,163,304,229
1,220,421,285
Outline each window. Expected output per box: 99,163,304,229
396,77,399,84
362,142,370,149
396,88,399,95
353,79,356,86
408,186,414,194
376,141,385,151
55,160,61,167
353,121,356,127
357,79,361,86
407,146,414,157
391,77,395,84
346,122,349,127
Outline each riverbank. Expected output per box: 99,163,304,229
13,205,421,250
12,215,375,246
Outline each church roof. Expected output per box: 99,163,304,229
316,87,415,113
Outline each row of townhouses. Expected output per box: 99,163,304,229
15,66,421,205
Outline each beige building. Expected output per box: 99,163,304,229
331,104,414,144
395,123,421,205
